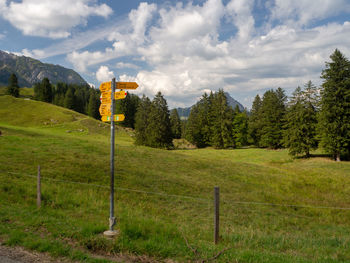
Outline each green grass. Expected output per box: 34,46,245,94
1,95,350,262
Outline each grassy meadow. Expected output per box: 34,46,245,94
1,95,350,262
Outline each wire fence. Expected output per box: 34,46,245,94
3,168,350,246
2,170,350,211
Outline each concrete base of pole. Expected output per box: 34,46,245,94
103,230,119,238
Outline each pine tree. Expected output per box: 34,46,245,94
284,83,318,157
170,109,182,139
319,49,350,161
64,87,76,110
116,92,140,128
259,88,286,149
232,106,249,148
209,89,233,148
6,73,20,97
186,104,203,146
87,89,100,119
248,95,262,146
74,88,85,113
41,78,53,102
146,92,173,148
185,93,211,148
134,95,152,145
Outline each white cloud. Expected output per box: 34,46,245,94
270,0,350,27
226,0,255,41
22,0,350,108
66,2,157,71
0,0,112,38
116,62,140,70
96,66,114,82
128,2,157,42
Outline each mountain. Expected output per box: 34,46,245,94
0,50,87,87
175,92,244,119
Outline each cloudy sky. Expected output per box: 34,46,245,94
1,0,350,108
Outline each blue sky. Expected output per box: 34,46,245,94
1,0,350,108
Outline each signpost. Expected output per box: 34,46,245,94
99,78,138,238
101,114,125,122
100,90,127,102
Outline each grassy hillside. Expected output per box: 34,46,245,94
1,96,350,262
0,86,34,98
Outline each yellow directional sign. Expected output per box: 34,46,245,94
99,103,111,116
100,90,127,102
116,82,138,90
100,81,138,91
115,90,127,100
99,81,111,92
101,114,125,122
101,92,111,100
100,96,112,104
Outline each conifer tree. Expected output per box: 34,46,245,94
34,82,42,101
87,89,100,119
186,93,211,147
259,88,286,148
248,95,262,146
209,89,233,148
170,109,182,139
134,95,152,145
319,49,350,161
64,87,76,110
146,92,173,148
74,88,85,113
186,104,203,146
41,78,53,102
6,73,20,97
232,106,249,148
116,92,140,129
284,82,318,157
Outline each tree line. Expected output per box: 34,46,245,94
33,79,101,120
5,49,350,160
132,49,350,161
6,75,101,120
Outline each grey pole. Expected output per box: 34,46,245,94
104,78,118,237
214,186,220,244
109,77,116,231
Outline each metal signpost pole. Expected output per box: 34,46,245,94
104,77,118,237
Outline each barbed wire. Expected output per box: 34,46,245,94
2,170,350,211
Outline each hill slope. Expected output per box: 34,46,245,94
1,96,350,262
0,50,87,87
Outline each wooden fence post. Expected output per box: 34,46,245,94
214,186,220,244
37,165,41,208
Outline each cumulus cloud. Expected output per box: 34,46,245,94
96,66,114,82
67,2,156,71
116,62,140,70
0,0,112,38
270,0,350,27
38,0,350,107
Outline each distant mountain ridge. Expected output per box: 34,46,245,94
175,92,244,119
0,50,87,87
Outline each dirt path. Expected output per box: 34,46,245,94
0,244,174,263
0,244,73,263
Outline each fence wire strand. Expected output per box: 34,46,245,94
2,170,350,211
